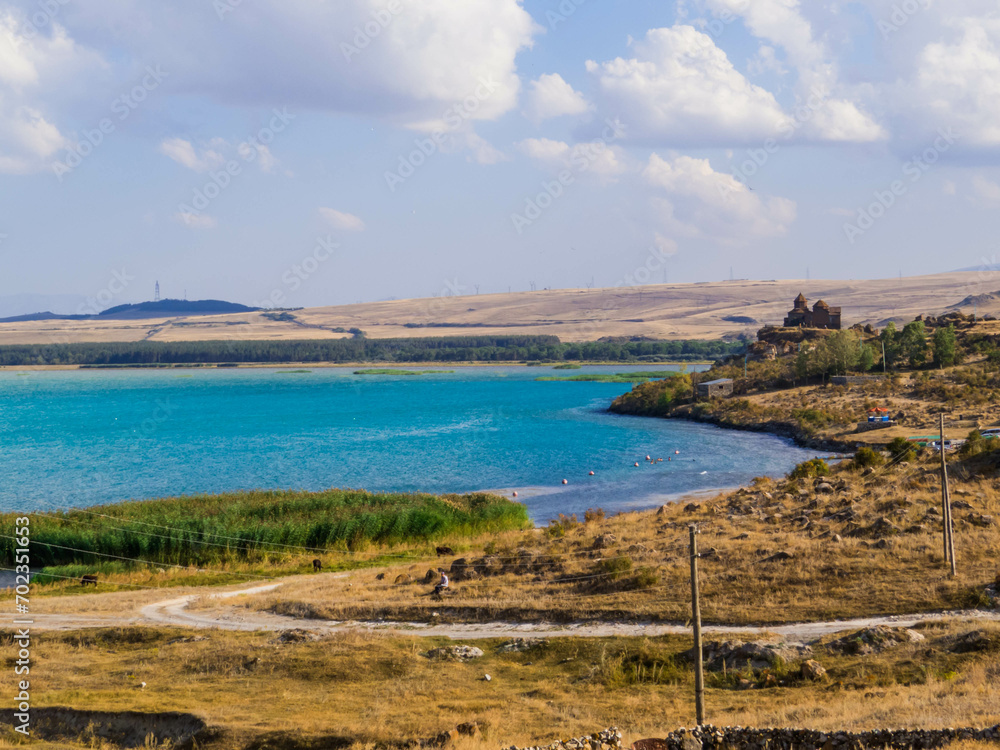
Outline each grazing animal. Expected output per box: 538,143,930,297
312,559,322,572
80,574,98,587
436,546,455,556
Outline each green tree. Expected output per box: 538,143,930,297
881,322,901,369
822,330,861,375
900,321,928,368
859,343,876,372
932,325,957,368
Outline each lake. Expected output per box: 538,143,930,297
0,366,815,522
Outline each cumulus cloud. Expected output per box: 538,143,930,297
516,137,626,180
586,26,792,145
319,207,366,232
523,73,591,121
704,0,885,143
643,153,796,243
59,0,539,125
0,15,94,174
904,17,1000,148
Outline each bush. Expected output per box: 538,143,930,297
597,555,633,580
546,513,580,538
584,508,606,523
789,458,831,480
887,437,916,462
853,446,885,469
633,566,660,589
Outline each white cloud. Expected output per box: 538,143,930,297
516,137,626,180
905,17,1000,147
643,153,796,243
61,0,539,125
158,138,225,172
174,211,217,229
0,15,98,174
747,45,787,76
319,207,366,232
524,73,591,121
704,0,885,143
586,26,792,145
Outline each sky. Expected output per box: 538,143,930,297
1,0,1000,314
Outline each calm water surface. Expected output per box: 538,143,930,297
0,366,815,521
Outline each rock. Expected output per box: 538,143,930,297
762,551,793,563
967,513,995,527
816,482,835,494
449,558,473,580
950,630,999,654
425,646,484,661
656,505,669,515
436,546,456,556
592,533,617,550
870,539,893,550
800,659,827,680
424,569,439,583
632,741,670,750
832,534,842,543
733,533,750,540
684,639,812,671
904,524,926,534
684,503,699,513
828,626,924,655
952,500,973,510
394,573,412,585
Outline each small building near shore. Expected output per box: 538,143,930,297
697,378,734,399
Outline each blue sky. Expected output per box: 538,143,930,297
1,0,999,314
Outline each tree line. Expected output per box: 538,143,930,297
0,336,747,367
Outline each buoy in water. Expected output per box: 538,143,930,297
561,479,568,485
674,450,680,455
589,471,595,476
634,462,640,467
646,455,651,461
512,491,518,497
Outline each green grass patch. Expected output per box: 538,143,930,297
536,371,680,383
353,369,455,376
2,490,530,569
276,369,312,374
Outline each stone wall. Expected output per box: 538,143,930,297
506,725,1000,750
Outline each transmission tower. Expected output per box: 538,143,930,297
154,281,160,302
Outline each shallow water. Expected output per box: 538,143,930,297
0,366,815,522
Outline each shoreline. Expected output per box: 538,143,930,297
0,361,716,372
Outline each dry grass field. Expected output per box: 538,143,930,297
0,272,991,346
231,457,999,627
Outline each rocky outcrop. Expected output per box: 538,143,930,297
827,626,924,655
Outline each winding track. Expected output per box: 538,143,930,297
7,577,1000,641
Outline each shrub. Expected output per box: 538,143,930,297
546,513,580,538
853,446,885,469
584,508,606,523
633,566,660,589
887,437,916,462
789,458,830,480
597,555,633,580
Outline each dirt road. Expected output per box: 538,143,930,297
6,578,1000,641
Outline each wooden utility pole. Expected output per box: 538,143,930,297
939,414,957,576
689,525,705,726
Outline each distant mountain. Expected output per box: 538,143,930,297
98,299,260,319
0,293,92,318
0,299,260,324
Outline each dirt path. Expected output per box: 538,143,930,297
7,578,1000,641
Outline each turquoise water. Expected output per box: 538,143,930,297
0,366,814,521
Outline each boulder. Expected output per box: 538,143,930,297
593,534,617,550
425,646,484,661
496,638,548,654
828,626,924,655
800,659,827,680
950,630,999,654
684,639,812,671
762,551,793,563
394,573,412,585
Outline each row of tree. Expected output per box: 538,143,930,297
0,336,747,367
793,322,958,378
